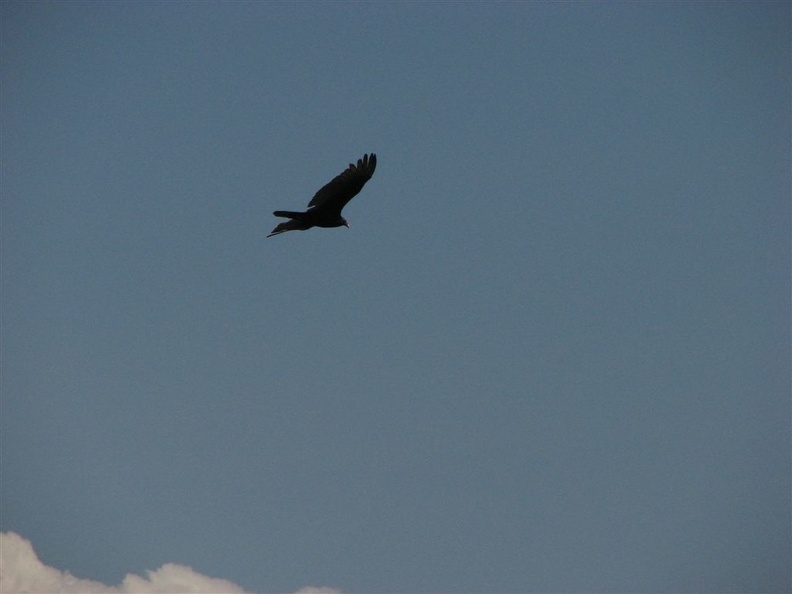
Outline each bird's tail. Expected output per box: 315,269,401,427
273,210,307,220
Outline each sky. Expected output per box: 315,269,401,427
1,2,790,593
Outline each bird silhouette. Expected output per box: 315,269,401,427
267,153,377,238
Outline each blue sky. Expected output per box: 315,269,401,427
1,2,789,593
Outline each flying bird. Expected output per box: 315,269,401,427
267,153,377,238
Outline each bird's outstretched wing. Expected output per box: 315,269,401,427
307,153,377,215
267,218,311,237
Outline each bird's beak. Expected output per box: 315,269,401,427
344,222,350,229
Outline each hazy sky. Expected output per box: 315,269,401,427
1,2,790,593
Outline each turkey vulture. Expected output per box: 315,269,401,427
267,153,377,238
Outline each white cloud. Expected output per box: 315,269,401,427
0,532,340,594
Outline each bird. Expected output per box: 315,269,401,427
267,153,377,238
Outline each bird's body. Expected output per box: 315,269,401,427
268,153,377,238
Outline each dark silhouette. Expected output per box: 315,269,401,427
267,153,377,238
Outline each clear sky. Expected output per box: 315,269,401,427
1,2,789,593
